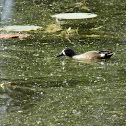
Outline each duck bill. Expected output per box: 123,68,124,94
56,53,64,57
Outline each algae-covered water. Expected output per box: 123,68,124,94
0,0,126,125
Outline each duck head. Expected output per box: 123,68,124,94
56,48,76,58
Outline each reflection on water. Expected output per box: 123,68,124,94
0,93,12,113
0,0,14,25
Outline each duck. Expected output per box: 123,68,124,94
56,48,114,60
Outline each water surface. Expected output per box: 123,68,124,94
0,0,126,125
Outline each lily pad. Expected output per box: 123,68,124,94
0,25,42,32
51,13,97,19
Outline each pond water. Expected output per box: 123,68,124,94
0,0,126,125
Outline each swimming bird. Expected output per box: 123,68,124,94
56,48,114,60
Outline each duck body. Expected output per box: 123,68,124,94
56,49,114,60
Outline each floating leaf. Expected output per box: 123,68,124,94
9,83,15,86
86,35,100,37
0,25,43,32
51,13,97,19
45,24,62,33
81,6,89,10
0,33,31,39
91,26,103,31
0,81,15,89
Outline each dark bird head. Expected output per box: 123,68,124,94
56,48,76,58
